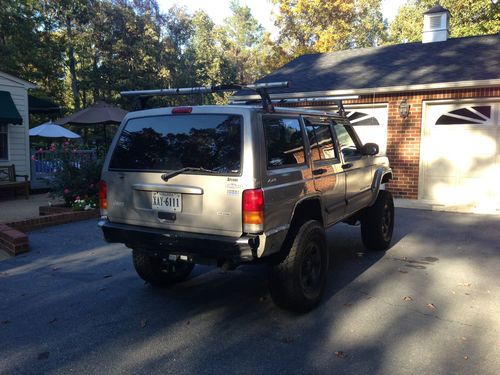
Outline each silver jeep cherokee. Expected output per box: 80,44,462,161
99,83,394,312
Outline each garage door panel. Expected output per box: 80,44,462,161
345,105,388,155
421,99,500,211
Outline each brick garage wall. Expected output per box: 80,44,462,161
277,87,500,199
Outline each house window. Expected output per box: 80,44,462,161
0,124,7,160
436,106,491,125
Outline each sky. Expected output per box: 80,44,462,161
157,0,408,37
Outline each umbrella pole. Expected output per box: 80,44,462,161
103,124,108,148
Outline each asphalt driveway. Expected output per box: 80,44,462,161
0,208,499,374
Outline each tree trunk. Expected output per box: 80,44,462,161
66,15,81,110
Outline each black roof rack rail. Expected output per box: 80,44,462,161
120,82,290,111
230,95,359,116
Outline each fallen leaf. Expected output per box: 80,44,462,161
48,318,57,324
37,352,50,360
426,303,436,310
465,293,470,295
461,337,467,341
140,319,148,328
1,320,11,325
335,351,347,358
398,269,408,274
103,274,112,279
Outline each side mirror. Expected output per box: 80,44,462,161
362,142,379,156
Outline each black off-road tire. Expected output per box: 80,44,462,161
132,249,194,287
268,220,328,313
361,190,394,251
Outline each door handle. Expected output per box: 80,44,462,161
342,163,353,170
313,168,327,175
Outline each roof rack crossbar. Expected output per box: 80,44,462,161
121,81,290,111
229,95,359,116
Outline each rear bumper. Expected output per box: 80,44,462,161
98,220,258,262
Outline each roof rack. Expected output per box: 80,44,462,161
120,81,290,111
230,95,359,116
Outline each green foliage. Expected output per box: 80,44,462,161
388,0,500,43
1,0,498,114
272,0,387,56
50,155,102,207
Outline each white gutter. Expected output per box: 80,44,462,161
231,79,500,101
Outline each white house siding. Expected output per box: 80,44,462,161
0,74,31,180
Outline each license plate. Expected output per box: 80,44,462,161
152,192,182,212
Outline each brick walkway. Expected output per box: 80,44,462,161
0,193,62,224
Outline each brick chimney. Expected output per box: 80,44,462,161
422,3,450,43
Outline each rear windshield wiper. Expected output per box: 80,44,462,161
161,167,218,181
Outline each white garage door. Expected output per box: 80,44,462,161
420,99,500,212
345,104,388,155
314,103,388,154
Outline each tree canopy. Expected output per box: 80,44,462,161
388,0,500,43
0,0,497,113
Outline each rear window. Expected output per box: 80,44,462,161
109,114,242,173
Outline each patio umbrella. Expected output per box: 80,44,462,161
29,121,80,138
55,101,128,125
55,101,128,147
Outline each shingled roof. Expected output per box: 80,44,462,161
233,33,500,99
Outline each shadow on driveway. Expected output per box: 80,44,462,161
0,208,499,374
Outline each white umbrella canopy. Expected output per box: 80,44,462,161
29,121,81,138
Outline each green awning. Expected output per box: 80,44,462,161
0,90,23,125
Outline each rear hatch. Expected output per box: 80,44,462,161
102,106,256,237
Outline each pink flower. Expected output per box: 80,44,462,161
37,148,43,153
75,195,80,200
63,188,70,194
31,155,36,161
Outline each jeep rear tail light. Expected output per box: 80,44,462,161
172,106,192,114
99,180,108,210
242,188,264,233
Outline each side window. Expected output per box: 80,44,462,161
304,117,337,161
263,116,304,168
333,122,361,158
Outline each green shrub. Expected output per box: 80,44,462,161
50,156,103,208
